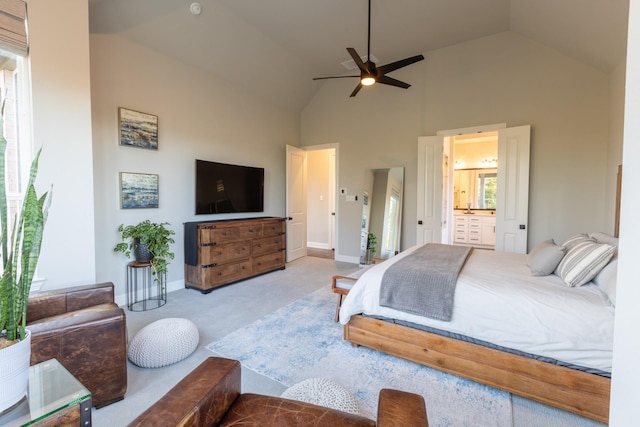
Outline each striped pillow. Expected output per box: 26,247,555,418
560,233,596,251
555,241,616,287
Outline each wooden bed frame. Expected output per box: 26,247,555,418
344,315,610,423
342,164,621,423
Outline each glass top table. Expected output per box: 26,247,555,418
0,358,92,426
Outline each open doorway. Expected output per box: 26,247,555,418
285,144,338,262
417,124,530,253
444,132,498,249
306,147,336,259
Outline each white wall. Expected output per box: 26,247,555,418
608,60,627,231
89,34,299,302
27,0,96,289
610,2,640,424
302,31,616,260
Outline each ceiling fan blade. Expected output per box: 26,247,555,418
376,54,425,75
350,83,363,97
347,48,368,73
313,75,360,80
377,75,410,89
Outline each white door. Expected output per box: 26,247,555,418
286,145,307,261
417,136,444,244
495,125,530,253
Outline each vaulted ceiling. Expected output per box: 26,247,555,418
88,0,629,111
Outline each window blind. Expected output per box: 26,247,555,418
0,0,27,56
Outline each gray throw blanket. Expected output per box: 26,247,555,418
379,244,473,321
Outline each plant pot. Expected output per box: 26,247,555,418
365,249,374,265
0,329,31,413
134,238,153,262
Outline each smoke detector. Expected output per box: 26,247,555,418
190,2,202,15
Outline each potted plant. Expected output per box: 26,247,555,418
0,106,51,412
365,233,377,265
114,220,176,282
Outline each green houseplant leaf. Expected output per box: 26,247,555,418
114,220,175,282
0,102,51,344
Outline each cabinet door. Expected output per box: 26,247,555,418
481,218,496,246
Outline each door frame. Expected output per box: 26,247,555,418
417,123,530,253
287,143,339,259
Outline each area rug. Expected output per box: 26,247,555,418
206,287,512,426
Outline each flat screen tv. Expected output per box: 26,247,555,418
195,159,264,214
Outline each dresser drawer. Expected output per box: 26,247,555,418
200,224,262,245
252,251,285,274
262,219,285,237
200,260,252,287
252,235,285,257
200,240,250,265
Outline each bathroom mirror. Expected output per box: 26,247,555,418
453,168,497,209
360,167,404,264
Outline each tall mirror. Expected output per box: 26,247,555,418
360,167,404,264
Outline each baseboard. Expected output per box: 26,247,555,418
307,242,330,249
334,254,360,264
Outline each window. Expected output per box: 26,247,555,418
477,173,497,209
1,51,32,234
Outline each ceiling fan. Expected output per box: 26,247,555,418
313,0,425,97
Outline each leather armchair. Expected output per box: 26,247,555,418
129,357,428,427
27,282,127,408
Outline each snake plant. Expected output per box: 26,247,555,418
0,104,51,345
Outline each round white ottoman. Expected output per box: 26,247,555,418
281,378,360,415
128,318,199,368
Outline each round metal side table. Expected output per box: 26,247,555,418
126,261,167,311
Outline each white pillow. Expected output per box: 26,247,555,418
593,258,618,306
555,241,616,287
527,239,565,276
588,232,619,248
560,233,596,250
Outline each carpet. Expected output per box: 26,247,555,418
206,287,512,426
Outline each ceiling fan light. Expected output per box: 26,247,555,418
361,75,376,86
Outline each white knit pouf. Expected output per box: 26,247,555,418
128,318,199,368
281,378,360,415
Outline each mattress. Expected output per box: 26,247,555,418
339,245,615,373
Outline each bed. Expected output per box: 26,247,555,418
339,234,617,423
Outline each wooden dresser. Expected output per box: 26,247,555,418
184,217,286,293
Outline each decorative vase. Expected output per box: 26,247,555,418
134,238,153,262
0,329,31,413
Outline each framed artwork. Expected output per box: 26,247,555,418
120,172,159,209
118,107,158,150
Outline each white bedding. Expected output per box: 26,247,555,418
339,245,615,373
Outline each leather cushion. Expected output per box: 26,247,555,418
220,394,375,427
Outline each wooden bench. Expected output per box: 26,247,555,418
330,259,384,322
